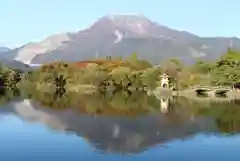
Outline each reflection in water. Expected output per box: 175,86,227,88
196,101,240,134
54,87,66,98
0,88,21,105
1,89,240,158
11,98,214,154
160,98,170,113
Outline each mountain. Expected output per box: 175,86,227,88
0,46,10,53
1,60,32,72
0,46,32,72
3,15,240,64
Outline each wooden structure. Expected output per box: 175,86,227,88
232,83,240,90
194,86,231,97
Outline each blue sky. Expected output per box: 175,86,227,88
0,0,239,48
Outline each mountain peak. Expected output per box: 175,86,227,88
106,14,149,22
99,14,152,35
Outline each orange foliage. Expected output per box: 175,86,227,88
39,59,144,71
40,61,71,71
72,60,107,68
72,60,140,70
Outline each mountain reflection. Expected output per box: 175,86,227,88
12,99,215,153
1,89,240,154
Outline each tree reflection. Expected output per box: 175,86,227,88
0,88,21,105
24,89,173,116
196,101,240,134
2,86,240,135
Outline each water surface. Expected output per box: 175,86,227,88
1,90,240,161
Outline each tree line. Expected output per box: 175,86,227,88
6,48,240,93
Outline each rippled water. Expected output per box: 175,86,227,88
1,90,240,161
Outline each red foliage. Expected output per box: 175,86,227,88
40,59,142,71
72,60,127,68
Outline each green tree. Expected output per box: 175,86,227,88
191,60,213,74
210,49,240,85
141,68,160,90
127,52,138,62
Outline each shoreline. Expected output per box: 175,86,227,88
19,81,240,102
154,87,240,102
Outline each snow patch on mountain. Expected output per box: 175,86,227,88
114,30,123,43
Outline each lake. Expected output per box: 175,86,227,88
1,89,240,161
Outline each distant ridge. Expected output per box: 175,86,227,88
0,46,10,53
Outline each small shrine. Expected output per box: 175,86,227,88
159,73,170,88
